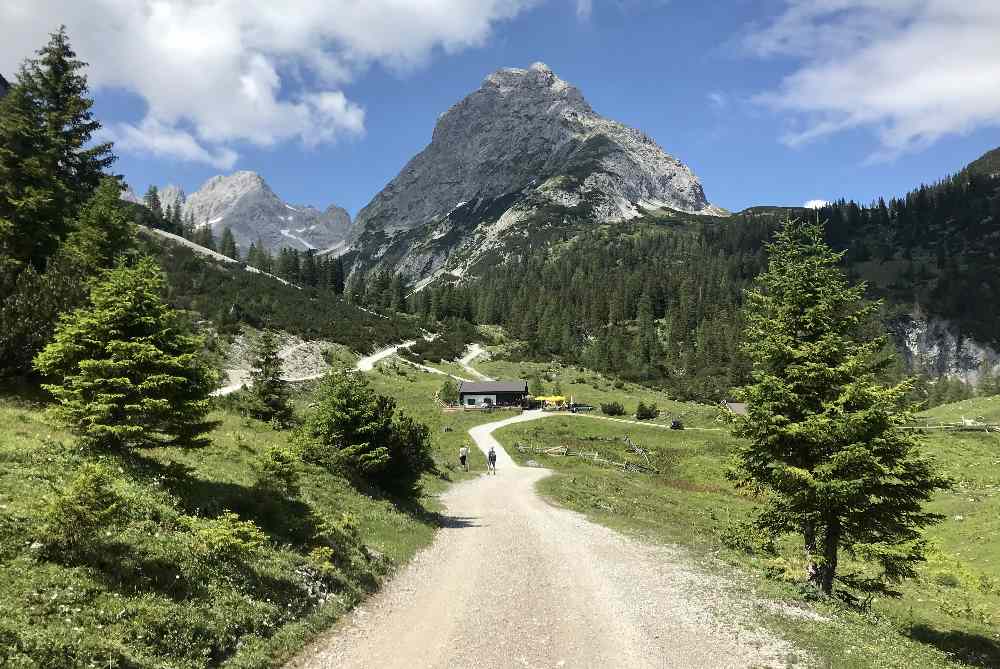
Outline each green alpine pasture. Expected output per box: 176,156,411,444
496,403,1000,669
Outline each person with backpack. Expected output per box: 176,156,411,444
487,446,497,475
458,444,470,472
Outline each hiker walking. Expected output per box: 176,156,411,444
487,445,497,475
459,444,470,472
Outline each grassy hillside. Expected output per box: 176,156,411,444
0,356,503,668
141,230,420,351
497,409,1000,668
920,395,1000,424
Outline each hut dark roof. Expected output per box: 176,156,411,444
458,380,528,394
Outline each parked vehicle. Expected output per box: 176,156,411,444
670,420,684,430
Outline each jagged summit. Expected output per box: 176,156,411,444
355,62,720,241
348,63,722,281
125,171,351,253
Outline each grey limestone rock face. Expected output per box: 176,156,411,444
161,171,351,253
354,62,721,239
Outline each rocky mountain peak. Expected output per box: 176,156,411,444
352,62,721,268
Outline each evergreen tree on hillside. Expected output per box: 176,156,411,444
219,227,239,260
242,329,292,426
62,177,135,271
183,212,196,240
195,224,216,251
332,256,345,295
170,203,183,235
144,185,162,221
34,257,217,449
301,249,318,286
0,175,132,378
729,219,950,596
296,371,434,495
0,27,114,272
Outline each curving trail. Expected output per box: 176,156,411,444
458,343,494,381
355,341,417,372
289,411,803,669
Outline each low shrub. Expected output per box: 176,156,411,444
720,519,777,556
601,401,625,416
253,446,301,499
635,401,660,420
39,462,125,554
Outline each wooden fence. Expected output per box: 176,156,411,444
514,434,659,474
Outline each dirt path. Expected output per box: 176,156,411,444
355,341,417,372
289,411,805,669
458,343,493,381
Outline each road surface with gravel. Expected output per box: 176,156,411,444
288,411,807,669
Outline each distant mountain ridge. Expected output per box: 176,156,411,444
124,171,352,253
344,63,723,282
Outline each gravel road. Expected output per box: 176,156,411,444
289,411,805,668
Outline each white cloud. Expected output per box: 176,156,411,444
803,199,830,209
707,91,727,110
0,1,535,167
746,1,1000,159
576,0,593,20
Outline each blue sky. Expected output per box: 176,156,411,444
5,1,1000,216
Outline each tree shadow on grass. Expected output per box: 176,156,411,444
909,624,1000,668
126,454,323,549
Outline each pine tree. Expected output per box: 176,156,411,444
0,26,114,272
162,203,173,230
219,226,239,260
62,177,135,271
183,212,196,240
34,257,217,449
170,203,183,235
301,249,318,286
243,329,292,426
729,219,950,596
332,256,345,295
144,185,162,221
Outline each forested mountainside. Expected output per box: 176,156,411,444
356,147,1000,402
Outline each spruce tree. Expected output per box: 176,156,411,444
170,203,183,235
34,257,217,450
729,219,950,596
243,329,292,426
332,256,345,295
144,185,162,221
0,26,114,272
219,226,239,260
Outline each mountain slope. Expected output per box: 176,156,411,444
126,172,353,254
347,63,722,281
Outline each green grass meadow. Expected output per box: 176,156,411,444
496,406,1000,669
0,355,504,668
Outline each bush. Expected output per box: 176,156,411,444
635,401,660,420
720,519,777,556
40,462,124,554
296,371,435,495
600,401,625,416
189,511,267,566
253,446,301,498
438,378,459,405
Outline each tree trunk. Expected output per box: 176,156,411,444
803,521,819,583
815,518,840,595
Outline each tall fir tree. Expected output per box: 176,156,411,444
0,26,114,272
34,257,217,449
729,219,950,596
219,226,239,260
243,329,292,426
144,185,162,221
170,202,183,235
